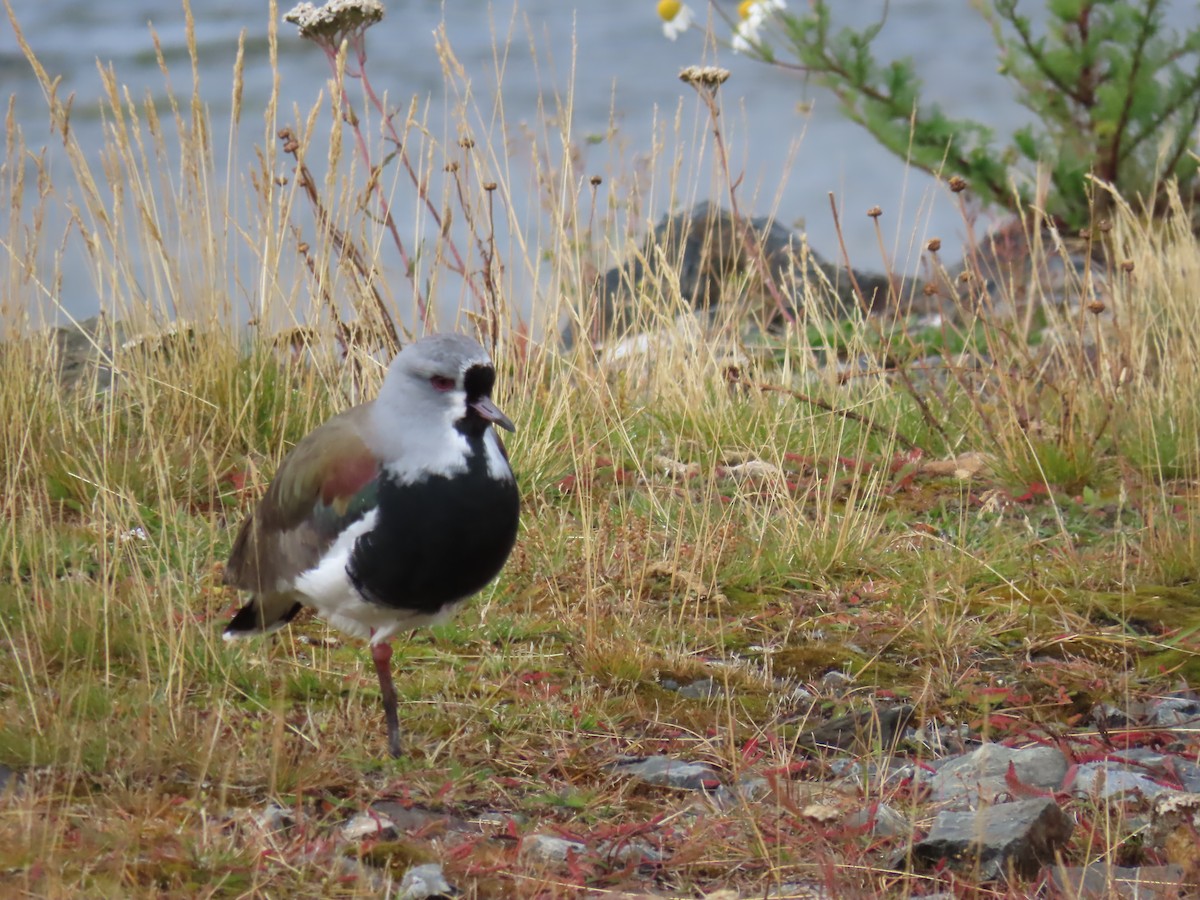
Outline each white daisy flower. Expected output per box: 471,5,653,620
657,0,695,41
732,0,784,54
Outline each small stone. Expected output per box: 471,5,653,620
677,678,721,699
766,882,833,899
912,797,1074,881
845,803,911,839
828,758,861,779
612,755,722,791
521,833,587,863
253,803,295,835
342,810,398,842
711,775,770,811
819,670,854,692
394,862,454,900
597,837,664,863
930,743,1068,809
1072,761,1177,801
1148,697,1200,728
1111,750,1200,793
1050,863,1189,899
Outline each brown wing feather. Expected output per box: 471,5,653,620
224,405,381,595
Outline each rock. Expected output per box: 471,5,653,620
712,775,771,811
911,797,1074,881
829,757,917,790
597,837,664,863
845,803,911,839
930,743,1068,809
341,810,399,842
765,881,834,898
394,862,454,900
252,803,295,835
818,670,855,693
1148,697,1200,729
565,202,900,349
47,315,198,391
677,677,721,699
1072,761,1179,801
612,755,722,791
521,833,587,863
1050,863,1190,899
1114,750,1200,793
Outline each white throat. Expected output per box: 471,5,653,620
367,394,472,483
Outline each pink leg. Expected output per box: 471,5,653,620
370,641,402,758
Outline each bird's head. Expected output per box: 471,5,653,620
378,333,515,440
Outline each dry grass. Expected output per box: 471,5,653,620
1,3,1199,897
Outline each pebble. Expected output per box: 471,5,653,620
1072,761,1177,800
929,743,1067,809
844,803,911,839
612,755,722,791
521,834,587,863
341,810,398,842
394,863,454,900
1148,696,1200,728
1050,863,1189,899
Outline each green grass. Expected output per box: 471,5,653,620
2,3,1200,896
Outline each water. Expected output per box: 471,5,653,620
3,1,1193,330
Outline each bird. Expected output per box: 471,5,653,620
222,333,520,758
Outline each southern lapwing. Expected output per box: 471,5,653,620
222,333,520,757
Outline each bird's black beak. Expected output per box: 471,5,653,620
471,397,516,432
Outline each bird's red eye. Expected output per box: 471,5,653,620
429,375,455,392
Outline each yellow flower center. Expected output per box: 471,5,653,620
658,0,683,22
737,0,756,20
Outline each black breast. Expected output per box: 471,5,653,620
346,435,520,614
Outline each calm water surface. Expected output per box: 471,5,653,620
4,1,1193,328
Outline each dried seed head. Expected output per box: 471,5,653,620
444,161,459,172
1120,259,1135,273
948,175,967,193
483,182,497,192
867,205,882,219
922,282,938,296
957,271,973,283
590,175,603,187
284,1,384,41
459,137,475,149
273,175,289,186
927,238,942,253
297,242,310,255
1087,299,1106,315
1098,219,1112,233
277,127,292,140
679,65,730,88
